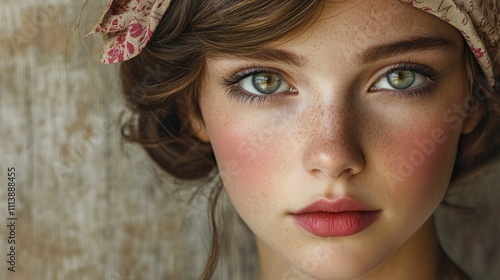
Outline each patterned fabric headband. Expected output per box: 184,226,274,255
89,0,499,85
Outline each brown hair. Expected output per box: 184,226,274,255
118,0,500,278
454,47,500,179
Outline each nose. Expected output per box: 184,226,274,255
303,102,365,179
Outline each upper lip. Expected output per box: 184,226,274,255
292,198,377,214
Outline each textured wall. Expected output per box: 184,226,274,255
0,0,189,279
0,1,498,280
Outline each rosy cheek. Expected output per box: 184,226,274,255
209,125,284,195
384,120,460,200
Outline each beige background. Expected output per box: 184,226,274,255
0,0,498,279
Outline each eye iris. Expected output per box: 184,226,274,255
252,73,282,94
388,70,415,89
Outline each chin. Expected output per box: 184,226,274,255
295,264,377,280
283,244,389,280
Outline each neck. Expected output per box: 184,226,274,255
257,217,469,280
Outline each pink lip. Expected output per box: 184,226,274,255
291,198,380,237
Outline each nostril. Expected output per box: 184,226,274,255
339,167,359,178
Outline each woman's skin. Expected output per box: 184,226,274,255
194,0,481,279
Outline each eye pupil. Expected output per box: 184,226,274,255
388,70,415,89
252,73,282,94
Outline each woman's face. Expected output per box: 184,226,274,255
197,0,480,279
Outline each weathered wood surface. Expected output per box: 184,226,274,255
0,1,498,280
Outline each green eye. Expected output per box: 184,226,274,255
252,72,282,94
387,70,416,89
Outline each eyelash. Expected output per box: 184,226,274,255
222,64,441,104
222,67,287,104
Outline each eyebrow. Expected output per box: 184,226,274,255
360,36,458,64
217,49,305,67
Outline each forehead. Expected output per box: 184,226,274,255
284,0,463,53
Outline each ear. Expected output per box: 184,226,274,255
461,102,483,134
178,98,211,143
190,115,211,143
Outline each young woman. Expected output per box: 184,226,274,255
90,0,500,279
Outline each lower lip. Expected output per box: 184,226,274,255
292,211,379,237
